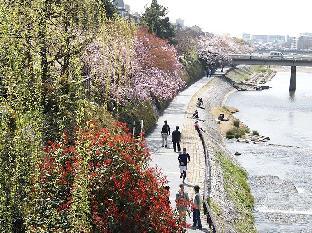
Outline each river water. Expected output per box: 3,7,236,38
225,68,312,233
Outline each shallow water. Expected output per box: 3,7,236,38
225,68,312,232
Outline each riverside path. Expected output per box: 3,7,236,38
146,75,219,232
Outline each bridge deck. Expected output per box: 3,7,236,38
231,55,312,67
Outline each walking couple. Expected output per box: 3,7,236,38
161,121,181,153
175,184,202,230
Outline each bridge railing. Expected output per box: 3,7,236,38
229,54,312,61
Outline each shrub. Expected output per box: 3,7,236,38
31,122,182,232
117,101,158,135
233,120,240,128
226,127,249,139
252,130,259,136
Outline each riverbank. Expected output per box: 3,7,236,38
210,66,275,143
224,67,312,232
146,65,275,232
197,76,257,232
199,66,277,232
226,65,276,91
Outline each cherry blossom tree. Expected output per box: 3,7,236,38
198,34,254,69
83,25,185,105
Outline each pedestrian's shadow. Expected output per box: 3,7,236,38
187,227,210,233
186,116,206,122
183,183,195,188
199,228,210,233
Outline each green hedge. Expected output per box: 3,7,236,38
118,101,158,135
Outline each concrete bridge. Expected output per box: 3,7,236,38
230,54,312,91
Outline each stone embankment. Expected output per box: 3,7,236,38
225,65,276,91
196,76,256,232
198,66,277,232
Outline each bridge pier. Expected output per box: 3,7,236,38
289,66,296,91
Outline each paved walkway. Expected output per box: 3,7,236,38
146,76,216,232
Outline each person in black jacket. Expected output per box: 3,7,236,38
178,148,190,183
172,126,181,152
161,120,170,148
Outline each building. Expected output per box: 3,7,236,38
176,18,185,28
267,35,285,43
251,34,286,44
300,32,312,37
114,0,128,17
242,33,251,41
131,12,141,23
252,35,268,43
297,35,312,50
113,1,140,23
285,36,297,50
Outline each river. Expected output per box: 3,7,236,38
225,68,312,233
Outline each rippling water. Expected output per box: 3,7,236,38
225,68,312,232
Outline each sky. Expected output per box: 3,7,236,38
124,0,312,37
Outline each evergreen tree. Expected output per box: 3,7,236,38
141,0,175,42
0,1,105,231
102,0,117,19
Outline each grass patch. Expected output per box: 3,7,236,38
216,152,256,233
252,130,259,136
233,120,240,128
226,127,249,139
208,198,222,217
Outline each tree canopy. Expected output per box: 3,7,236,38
102,0,117,19
141,0,175,42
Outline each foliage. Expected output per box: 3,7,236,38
198,35,254,70
208,198,222,217
102,0,118,19
216,152,256,233
175,26,206,83
133,28,185,101
226,127,249,139
83,18,136,106
141,0,175,42
0,1,105,231
117,101,158,135
233,120,240,128
29,123,183,232
0,0,258,231
175,26,205,56
83,26,185,105
252,130,259,136
226,65,272,83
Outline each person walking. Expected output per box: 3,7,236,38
175,184,190,223
161,120,170,148
178,148,190,183
192,185,202,230
172,126,181,152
